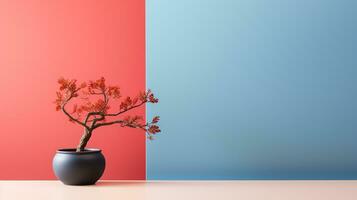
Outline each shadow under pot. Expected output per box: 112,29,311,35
53,148,105,185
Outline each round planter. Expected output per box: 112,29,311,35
53,148,105,185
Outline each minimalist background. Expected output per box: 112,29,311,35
0,0,356,180
146,0,357,179
0,0,145,179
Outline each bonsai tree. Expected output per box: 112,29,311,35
54,77,161,152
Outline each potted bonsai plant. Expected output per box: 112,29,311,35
52,77,160,185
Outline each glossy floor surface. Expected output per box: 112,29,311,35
0,181,356,200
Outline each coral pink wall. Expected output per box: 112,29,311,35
0,0,145,179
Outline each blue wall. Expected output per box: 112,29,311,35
146,0,357,179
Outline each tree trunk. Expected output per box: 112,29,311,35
76,129,92,152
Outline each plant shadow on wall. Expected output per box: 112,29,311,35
52,77,161,185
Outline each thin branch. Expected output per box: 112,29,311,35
105,101,145,117
61,89,90,129
83,88,109,126
102,89,108,104
84,111,103,125
93,117,151,131
102,89,110,113
84,113,91,125
93,120,124,129
92,114,105,127
62,103,89,129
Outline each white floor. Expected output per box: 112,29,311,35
0,180,356,200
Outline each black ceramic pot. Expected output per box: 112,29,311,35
53,148,105,185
